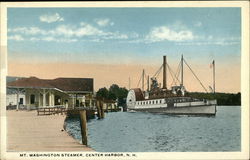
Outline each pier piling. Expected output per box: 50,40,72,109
100,101,105,118
97,100,105,119
79,110,88,145
97,100,101,119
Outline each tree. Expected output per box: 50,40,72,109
108,91,117,100
109,84,120,96
97,84,129,106
96,87,109,99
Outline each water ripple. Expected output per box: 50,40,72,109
65,106,241,152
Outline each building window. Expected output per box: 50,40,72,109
19,98,23,105
76,100,80,107
30,94,35,104
55,95,61,105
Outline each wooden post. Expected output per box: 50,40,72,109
96,100,101,119
16,88,20,111
79,110,87,145
100,101,105,118
43,89,46,107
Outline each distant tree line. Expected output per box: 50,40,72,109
186,92,241,106
96,84,241,106
96,84,128,106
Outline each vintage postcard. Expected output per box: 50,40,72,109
0,1,249,160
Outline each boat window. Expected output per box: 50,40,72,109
153,101,154,104
156,101,158,104
160,100,161,103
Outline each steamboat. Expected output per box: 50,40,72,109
126,55,217,116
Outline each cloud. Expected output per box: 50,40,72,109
95,18,114,27
194,21,202,27
30,37,40,41
49,24,106,37
42,36,78,43
8,27,47,35
8,35,24,41
102,32,128,40
146,26,194,42
177,41,240,46
8,22,128,43
76,23,104,37
39,13,64,23
176,36,241,46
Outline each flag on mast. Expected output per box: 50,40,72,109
210,60,214,68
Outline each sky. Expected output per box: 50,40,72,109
7,8,241,93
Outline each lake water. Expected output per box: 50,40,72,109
65,106,241,152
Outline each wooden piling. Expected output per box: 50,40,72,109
79,110,87,145
96,100,101,119
100,101,105,118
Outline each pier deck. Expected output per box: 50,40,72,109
7,110,94,151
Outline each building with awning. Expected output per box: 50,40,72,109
7,77,94,110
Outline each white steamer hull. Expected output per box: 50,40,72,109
128,105,216,116
126,89,217,116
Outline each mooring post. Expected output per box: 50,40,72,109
96,100,101,119
79,110,88,145
100,100,105,118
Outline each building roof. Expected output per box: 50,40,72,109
51,78,93,92
7,77,54,88
7,77,94,93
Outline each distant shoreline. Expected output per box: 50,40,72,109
217,105,241,107
187,92,241,106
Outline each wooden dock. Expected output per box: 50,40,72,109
7,110,94,151
37,106,66,116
